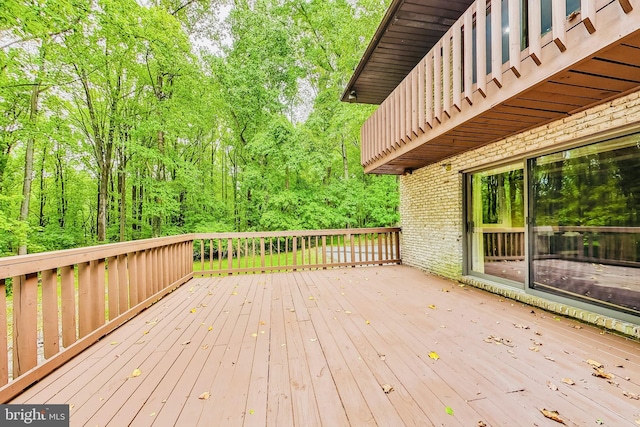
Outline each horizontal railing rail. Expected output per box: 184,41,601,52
0,235,195,402
361,0,640,172
0,227,401,402
194,228,402,275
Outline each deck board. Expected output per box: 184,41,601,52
11,266,640,426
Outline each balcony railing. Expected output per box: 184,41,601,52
361,0,640,174
0,227,400,402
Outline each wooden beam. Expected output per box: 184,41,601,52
582,0,596,33
443,30,452,117
528,0,542,65
476,1,487,96
41,268,59,359
418,57,426,130
508,0,521,77
618,0,633,13
552,0,567,51
491,0,503,87
434,42,442,122
426,52,434,126
453,21,463,111
463,9,473,104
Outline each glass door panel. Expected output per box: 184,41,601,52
468,163,525,285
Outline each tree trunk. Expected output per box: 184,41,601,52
341,138,349,181
18,74,42,255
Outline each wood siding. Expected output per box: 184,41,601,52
361,0,640,174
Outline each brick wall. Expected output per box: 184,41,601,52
398,89,640,337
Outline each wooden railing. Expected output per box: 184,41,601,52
534,226,640,267
360,0,640,172
194,228,401,275
483,228,525,261
0,227,400,402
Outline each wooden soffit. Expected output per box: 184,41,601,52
342,0,475,105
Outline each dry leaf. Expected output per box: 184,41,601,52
251,333,258,338
344,311,352,314
190,308,196,313
535,331,542,336
378,353,386,361
208,326,213,331
561,378,575,385
634,419,640,425
592,368,614,379
150,412,156,417
428,351,440,361
428,304,437,309
110,341,118,345
248,409,255,415
547,381,558,391
529,346,540,352
259,320,266,325
586,359,604,369
231,292,237,296
365,320,371,325
513,324,530,329
310,338,317,342
198,391,210,400
540,409,566,424
181,340,191,345
201,344,209,350
131,368,142,378
623,390,639,400
381,384,394,394
308,296,314,300
545,356,556,362
143,330,149,335
573,325,583,329
477,422,487,427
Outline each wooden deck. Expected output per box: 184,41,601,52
11,266,640,426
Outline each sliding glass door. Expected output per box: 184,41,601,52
468,162,525,286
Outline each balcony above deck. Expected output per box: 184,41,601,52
354,0,640,174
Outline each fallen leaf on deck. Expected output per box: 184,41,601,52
381,384,394,394
190,308,196,313
623,390,639,399
529,346,540,352
540,408,566,424
428,304,437,309
201,344,209,350
561,378,575,385
445,406,454,415
198,391,210,400
365,320,371,324
249,409,255,415
110,341,118,345
530,339,543,346
143,330,149,335
586,359,604,369
310,338,317,342
547,381,558,391
477,422,487,427
484,335,513,346
345,311,352,314
595,419,603,425
251,333,258,338
131,368,142,378
513,324,530,329
150,412,156,417
429,351,440,360
208,326,213,331
308,296,314,300
545,356,556,362
181,340,191,345
260,320,266,325
573,325,583,329
378,353,386,361
635,419,640,425
535,331,542,336
231,292,237,296
592,368,614,379
440,288,450,292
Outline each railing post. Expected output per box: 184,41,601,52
12,273,38,377
60,265,76,347
42,268,60,359
0,279,7,386
78,262,92,339
292,236,298,271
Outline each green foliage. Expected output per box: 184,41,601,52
0,0,398,256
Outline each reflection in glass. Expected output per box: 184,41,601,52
469,165,525,284
530,136,640,314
